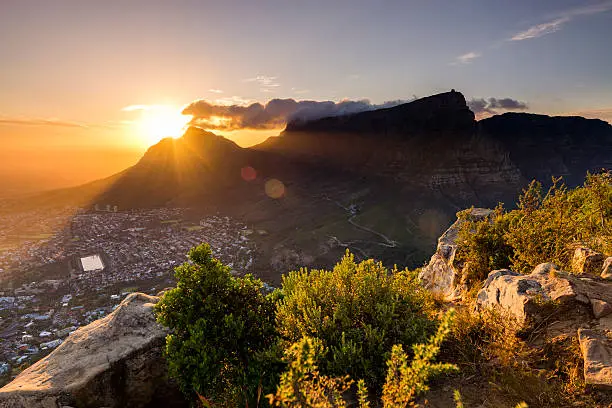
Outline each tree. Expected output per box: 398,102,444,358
155,244,281,407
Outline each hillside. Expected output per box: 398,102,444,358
3,91,612,280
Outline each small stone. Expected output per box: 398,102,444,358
602,257,612,280
591,298,612,319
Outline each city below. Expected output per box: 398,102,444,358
0,207,257,380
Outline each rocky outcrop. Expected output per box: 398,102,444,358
476,263,612,325
0,293,185,408
418,208,493,299
572,247,605,275
475,263,612,389
578,329,612,390
476,263,582,324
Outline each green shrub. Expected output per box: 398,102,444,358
455,172,612,279
267,337,355,407
455,205,513,286
507,173,612,273
269,310,457,408
155,244,281,407
275,250,436,388
381,309,458,407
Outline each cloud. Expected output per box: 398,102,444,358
511,1,612,41
245,75,281,93
454,51,481,65
121,104,169,112
0,116,87,128
510,17,569,41
183,98,411,130
208,89,224,94
467,97,528,117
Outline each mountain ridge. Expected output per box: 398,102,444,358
3,91,612,279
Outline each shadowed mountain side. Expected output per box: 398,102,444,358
478,113,612,186
2,91,611,279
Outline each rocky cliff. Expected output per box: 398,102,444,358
0,293,186,408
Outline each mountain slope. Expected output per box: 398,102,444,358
5,91,612,280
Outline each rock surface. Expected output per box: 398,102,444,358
0,293,186,408
591,299,612,319
477,263,612,325
476,263,581,324
418,208,493,299
578,329,612,390
474,262,612,389
572,247,605,275
602,257,612,280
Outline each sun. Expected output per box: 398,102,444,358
134,105,192,146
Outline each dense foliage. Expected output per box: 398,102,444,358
275,251,436,388
156,247,455,406
455,172,612,281
381,309,458,407
154,244,280,407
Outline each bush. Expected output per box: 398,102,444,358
155,244,281,407
454,205,513,286
455,172,612,279
267,337,355,407
269,310,457,408
275,250,436,388
381,309,458,407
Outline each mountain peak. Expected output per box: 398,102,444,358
284,90,474,135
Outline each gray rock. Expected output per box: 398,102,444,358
419,208,493,299
572,247,605,275
578,328,612,390
476,263,578,324
477,262,612,326
602,257,612,280
0,293,186,408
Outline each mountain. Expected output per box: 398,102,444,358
4,91,612,281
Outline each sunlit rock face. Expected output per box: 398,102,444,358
0,293,186,408
418,207,493,299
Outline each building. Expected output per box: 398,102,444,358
79,254,104,272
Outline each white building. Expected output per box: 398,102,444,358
80,254,104,272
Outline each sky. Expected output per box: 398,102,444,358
1,0,612,190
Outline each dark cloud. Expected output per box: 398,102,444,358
467,97,528,115
183,98,411,130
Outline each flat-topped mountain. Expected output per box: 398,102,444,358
3,91,611,279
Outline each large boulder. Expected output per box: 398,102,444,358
477,263,612,324
476,263,580,324
578,328,612,390
419,208,493,299
0,293,186,408
572,247,605,275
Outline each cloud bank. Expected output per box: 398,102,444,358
467,97,528,116
183,98,411,130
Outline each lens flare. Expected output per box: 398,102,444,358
265,179,285,199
